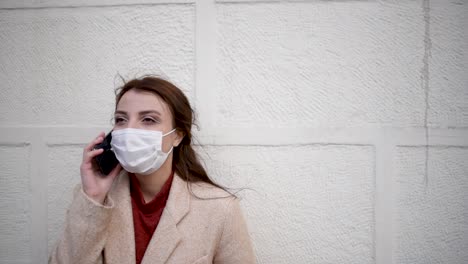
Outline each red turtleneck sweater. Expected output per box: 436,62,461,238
129,171,174,264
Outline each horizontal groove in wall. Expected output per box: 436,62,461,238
0,126,467,146
0,0,194,10
215,0,374,3
0,142,31,147
395,145,468,149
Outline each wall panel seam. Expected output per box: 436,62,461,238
0,1,194,10
195,0,217,130
29,134,48,263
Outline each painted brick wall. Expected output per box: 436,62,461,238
0,1,467,263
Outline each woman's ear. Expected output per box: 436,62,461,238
173,130,184,147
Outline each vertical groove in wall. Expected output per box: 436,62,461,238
30,131,48,263
195,0,217,131
375,130,396,264
422,0,431,186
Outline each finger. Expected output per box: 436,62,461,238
84,132,106,153
108,164,122,180
84,137,102,154
91,132,106,148
83,148,104,163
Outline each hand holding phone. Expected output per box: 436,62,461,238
93,131,119,175
80,132,121,204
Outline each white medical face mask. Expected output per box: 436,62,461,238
110,128,176,175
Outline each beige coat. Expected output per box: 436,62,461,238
49,173,255,264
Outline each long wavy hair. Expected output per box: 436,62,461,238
114,76,228,194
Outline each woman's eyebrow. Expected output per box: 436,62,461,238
139,110,161,116
114,110,161,116
114,110,127,115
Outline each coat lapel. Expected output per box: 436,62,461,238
107,173,136,263
141,174,190,264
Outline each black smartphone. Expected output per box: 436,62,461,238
93,131,119,175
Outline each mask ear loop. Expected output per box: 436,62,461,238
162,128,176,137
162,129,177,154
166,146,174,154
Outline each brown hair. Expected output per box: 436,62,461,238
114,76,228,194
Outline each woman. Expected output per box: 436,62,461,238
49,76,255,264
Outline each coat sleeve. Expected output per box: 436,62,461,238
48,185,114,264
214,198,256,264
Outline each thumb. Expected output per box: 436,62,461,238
107,164,122,181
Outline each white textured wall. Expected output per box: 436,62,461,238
0,0,467,264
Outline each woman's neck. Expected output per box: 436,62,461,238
134,156,173,203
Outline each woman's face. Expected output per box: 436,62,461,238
113,89,182,152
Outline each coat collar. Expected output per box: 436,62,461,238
108,172,134,263
110,172,191,264
141,174,190,264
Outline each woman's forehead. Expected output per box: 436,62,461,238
116,89,171,115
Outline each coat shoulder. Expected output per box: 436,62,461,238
185,180,240,222
188,180,236,201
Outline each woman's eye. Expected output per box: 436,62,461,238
142,117,158,124
114,117,126,124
